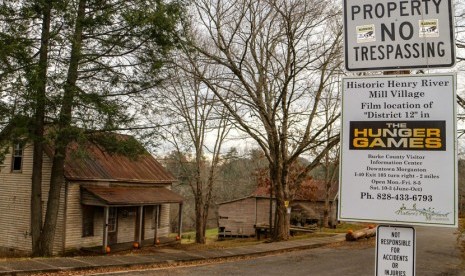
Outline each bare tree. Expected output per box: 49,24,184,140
183,0,343,240
455,4,465,259
319,74,341,228
455,1,465,132
154,56,231,243
456,1,464,63
215,147,266,202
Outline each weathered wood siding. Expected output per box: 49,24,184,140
0,144,65,255
116,207,137,243
256,198,275,226
218,197,257,236
143,204,170,239
64,183,173,252
64,182,103,250
0,143,176,254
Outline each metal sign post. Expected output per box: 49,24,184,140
341,1,458,275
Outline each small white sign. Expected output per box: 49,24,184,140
376,226,415,276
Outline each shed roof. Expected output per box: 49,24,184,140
82,186,183,206
217,195,262,205
292,202,318,218
252,180,338,202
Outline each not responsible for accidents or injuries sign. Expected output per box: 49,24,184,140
344,0,455,71
376,226,415,276
338,74,457,227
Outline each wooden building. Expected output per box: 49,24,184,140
218,180,338,237
218,195,276,237
0,134,183,255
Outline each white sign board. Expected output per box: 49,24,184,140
344,0,455,71
339,74,457,227
376,226,415,276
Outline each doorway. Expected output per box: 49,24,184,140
108,207,118,245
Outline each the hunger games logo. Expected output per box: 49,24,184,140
349,121,446,151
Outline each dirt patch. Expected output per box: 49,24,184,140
457,218,465,268
323,237,376,250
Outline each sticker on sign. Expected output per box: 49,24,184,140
343,0,455,71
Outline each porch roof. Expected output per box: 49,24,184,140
82,186,184,206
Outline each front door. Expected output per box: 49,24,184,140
108,207,118,245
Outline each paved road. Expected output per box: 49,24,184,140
93,227,464,276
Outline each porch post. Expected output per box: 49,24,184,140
178,203,183,238
102,206,109,253
153,205,159,245
138,206,143,247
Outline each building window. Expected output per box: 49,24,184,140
108,207,117,232
11,143,24,172
152,205,162,229
82,205,94,237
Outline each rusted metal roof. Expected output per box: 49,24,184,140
82,186,183,206
251,180,338,202
45,134,176,184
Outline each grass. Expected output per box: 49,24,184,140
170,222,369,251
320,222,374,233
92,220,465,258
179,228,219,244
170,228,263,251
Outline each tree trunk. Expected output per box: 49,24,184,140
346,228,376,241
323,200,330,228
269,184,273,235
37,0,86,256
323,179,331,228
31,0,52,256
270,162,290,241
323,158,338,228
195,197,206,244
274,200,290,240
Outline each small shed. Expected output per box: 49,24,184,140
217,196,275,237
217,180,338,236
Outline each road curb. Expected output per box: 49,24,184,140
0,234,346,275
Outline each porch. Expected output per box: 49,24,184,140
81,186,184,253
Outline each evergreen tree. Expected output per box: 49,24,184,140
0,0,185,256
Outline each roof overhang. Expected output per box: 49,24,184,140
291,203,318,218
81,186,184,206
